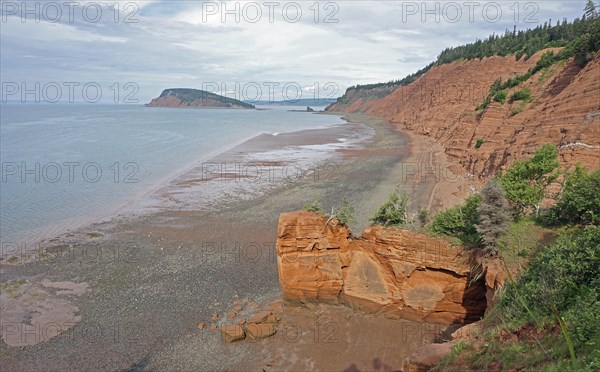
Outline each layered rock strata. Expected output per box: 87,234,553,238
276,211,488,325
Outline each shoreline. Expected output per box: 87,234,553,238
0,112,468,371
324,112,474,223
0,111,349,250
142,119,373,214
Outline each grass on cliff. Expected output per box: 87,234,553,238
510,101,528,116
496,218,559,268
537,59,567,84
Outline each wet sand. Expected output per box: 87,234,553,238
0,113,472,371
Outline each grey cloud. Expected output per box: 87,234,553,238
1,1,589,102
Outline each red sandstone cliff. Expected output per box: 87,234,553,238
328,50,600,177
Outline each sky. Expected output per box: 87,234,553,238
0,0,591,103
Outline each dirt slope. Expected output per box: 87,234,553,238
328,50,600,177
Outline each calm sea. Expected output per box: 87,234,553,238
0,104,345,243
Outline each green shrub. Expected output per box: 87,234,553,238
498,144,560,216
566,287,600,351
510,88,532,102
499,226,600,353
574,34,593,67
429,195,482,246
337,199,356,226
418,208,429,226
494,90,508,104
539,207,562,226
476,97,491,111
553,165,600,225
303,199,324,214
510,101,527,116
475,138,485,149
370,186,409,226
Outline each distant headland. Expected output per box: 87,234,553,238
147,88,255,109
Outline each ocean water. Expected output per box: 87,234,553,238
0,104,346,243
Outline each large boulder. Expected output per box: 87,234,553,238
276,211,488,325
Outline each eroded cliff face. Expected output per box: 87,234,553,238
328,50,600,177
276,211,488,325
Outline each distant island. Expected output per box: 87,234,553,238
147,88,255,109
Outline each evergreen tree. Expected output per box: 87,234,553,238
350,3,600,94
589,14,600,50
476,180,511,253
574,33,592,66
584,0,598,19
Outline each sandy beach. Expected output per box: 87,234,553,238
0,113,472,371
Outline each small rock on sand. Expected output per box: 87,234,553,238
211,313,220,321
196,322,206,330
233,305,243,311
227,312,237,319
451,321,481,341
245,323,277,341
267,300,284,311
403,343,453,371
249,311,272,324
221,325,246,343
246,301,259,309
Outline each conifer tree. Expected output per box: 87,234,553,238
476,180,511,253
584,0,598,19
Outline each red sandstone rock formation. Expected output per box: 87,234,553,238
276,211,488,325
328,50,600,176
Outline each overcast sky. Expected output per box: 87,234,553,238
0,1,590,103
